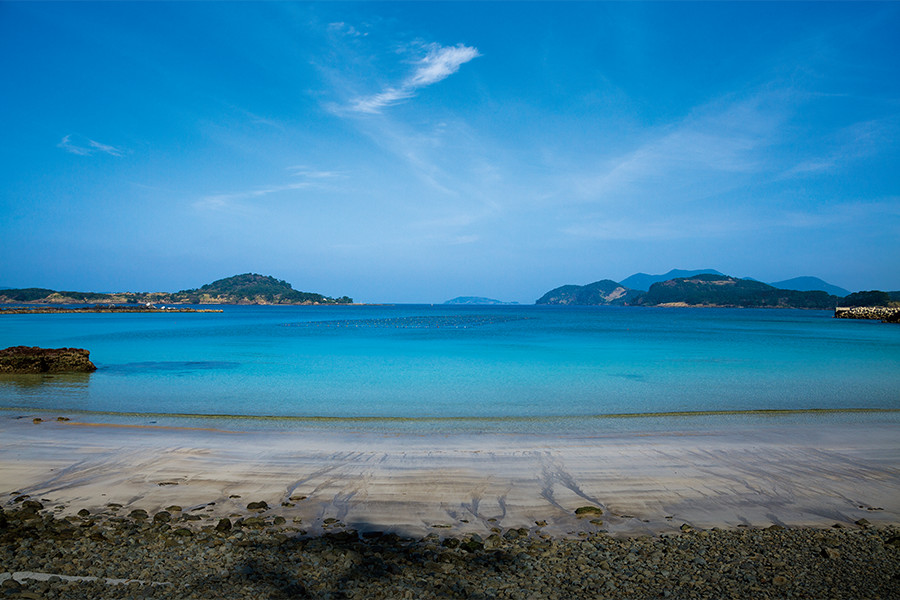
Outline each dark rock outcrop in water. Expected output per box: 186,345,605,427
0,346,97,374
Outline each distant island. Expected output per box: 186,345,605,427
0,273,353,306
444,296,518,305
630,274,837,309
536,271,899,310
536,280,642,306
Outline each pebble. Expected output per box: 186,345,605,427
0,504,898,599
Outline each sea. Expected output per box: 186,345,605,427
1,304,898,435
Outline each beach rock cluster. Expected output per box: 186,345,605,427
0,347,96,374
1,502,898,599
834,306,900,323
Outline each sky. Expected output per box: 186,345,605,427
1,2,898,303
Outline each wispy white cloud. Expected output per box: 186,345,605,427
449,234,479,245
780,116,899,178
562,197,900,242
313,27,491,203
349,43,480,114
773,198,900,229
562,214,744,241
196,164,350,211
194,182,310,211
328,22,366,38
58,134,125,157
572,92,787,205
782,159,837,176
408,44,480,88
287,165,345,179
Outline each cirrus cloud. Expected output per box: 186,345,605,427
57,134,125,157
350,43,480,114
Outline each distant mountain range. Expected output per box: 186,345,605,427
535,271,888,309
0,274,353,306
618,269,851,296
619,269,724,291
444,296,518,305
768,276,850,297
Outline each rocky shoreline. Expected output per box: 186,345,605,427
834,306,900,323
0,306,222,315
1,499,898,600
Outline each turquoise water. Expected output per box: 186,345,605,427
1,305,899,432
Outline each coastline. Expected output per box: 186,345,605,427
2,416,899,598
0,306,222,314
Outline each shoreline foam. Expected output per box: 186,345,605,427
3,404,898,435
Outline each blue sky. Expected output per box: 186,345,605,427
2,2,898,303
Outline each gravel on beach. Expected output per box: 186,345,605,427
2,502,898,600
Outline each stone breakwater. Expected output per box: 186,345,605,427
1,501,899,600
0,347,96,374
835,306,900,323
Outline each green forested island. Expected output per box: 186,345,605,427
0,274,353,306
536,273,899,309
630,274,837,308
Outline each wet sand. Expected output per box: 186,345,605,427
2,416,897,538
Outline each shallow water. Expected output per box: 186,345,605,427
1,305,898,433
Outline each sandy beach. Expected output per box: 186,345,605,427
2,414,900,598
3,415,898,538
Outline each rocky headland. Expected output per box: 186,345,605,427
0,347,97,374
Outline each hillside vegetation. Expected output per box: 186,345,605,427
839,290,900,308
536,280,642,306
537,274,841,309
0,274,352,306
632,274,837,309
167,274,352,305
618,269,723,292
